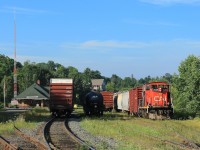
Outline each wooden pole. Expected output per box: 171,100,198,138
3,77,6,108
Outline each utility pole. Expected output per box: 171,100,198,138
13,12,17,99
3,77,6,108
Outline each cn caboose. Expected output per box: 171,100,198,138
83,90,104,116
49,78,73,117
129,82,174,119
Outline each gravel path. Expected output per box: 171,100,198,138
68,116,118,150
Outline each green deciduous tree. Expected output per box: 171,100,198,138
106,82,115,92
0,54,22,102
173,55,200,117
110,74,122,92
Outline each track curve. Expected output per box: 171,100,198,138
44,116,95,150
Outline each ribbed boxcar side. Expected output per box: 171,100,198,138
49,78,73,116
117,92,123,110
129,87,143,115
101,91,114,110
121,91,129,111
116,91,129,112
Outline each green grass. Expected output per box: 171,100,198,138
77,109,200,150
0,107,50,136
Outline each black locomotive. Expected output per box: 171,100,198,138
83,91,104,116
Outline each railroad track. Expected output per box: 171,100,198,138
0,131,45,150
132,126,200,150
0,123,48,150
171,128,200,150
161,122,200,150
14,125,48,150
133,118,200,149
0,135,18,150
44,116,95,150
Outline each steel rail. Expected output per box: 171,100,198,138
44,116,95,150
65,118,96,150
14,124,48,150
0,135,18,150
132,128,198,150
43,117,55,150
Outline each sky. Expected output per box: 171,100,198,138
0,0,200,79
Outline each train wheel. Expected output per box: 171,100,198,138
100,111,103,116
169,110,174,119
138,109,143,117
51,112,55,117
65,111,71,117
142,110,148,118
85,111,88,115
155,112,158,120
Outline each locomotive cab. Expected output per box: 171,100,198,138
139,82,174,119
144,82,172,108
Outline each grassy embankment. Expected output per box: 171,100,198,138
76,107,200,150
0,107,50,136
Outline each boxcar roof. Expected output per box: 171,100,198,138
50,78,73,84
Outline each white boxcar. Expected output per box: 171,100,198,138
117,92,123,110
117,91,129,111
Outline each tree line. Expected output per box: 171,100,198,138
0,54,199,118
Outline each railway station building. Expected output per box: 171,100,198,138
15,81,49,108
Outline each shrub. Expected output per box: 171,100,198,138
0,102,4,110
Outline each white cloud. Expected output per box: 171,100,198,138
2,39,199,78
61,39,200,51
16,55,51,63
140,0,200,5
61,40,150,50
80,40,149,49
0,6,59,15
124,20,179,27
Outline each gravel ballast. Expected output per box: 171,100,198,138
68,117,118,150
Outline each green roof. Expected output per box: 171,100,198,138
16,83,49,100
